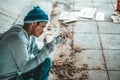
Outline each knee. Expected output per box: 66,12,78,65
43,57,52,66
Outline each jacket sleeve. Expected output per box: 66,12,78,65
31,37,55,56
11,38,50,73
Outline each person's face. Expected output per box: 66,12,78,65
32,22,47,37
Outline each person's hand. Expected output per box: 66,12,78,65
44,31,65,44
44,32,54,43
54,35,65,44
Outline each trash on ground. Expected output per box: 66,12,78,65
95,12,105,21
62,19,79,23
111,11,120,23
113,11,120,17
58,11,80,20
58,7,97,23
111,15,120,23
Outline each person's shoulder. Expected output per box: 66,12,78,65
8,24,29,41
11,32,29,45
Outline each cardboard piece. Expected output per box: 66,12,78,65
58,7,97,23
58,11,80,20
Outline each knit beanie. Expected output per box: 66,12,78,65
24,6,49,23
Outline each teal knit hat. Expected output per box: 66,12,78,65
24,6,49,23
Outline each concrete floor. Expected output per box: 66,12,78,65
48,0,120,80
0,0,120,80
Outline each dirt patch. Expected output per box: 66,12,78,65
51,57,89,80
50,2,89,80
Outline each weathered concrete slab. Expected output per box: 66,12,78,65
73,34,101,49
0,0,29,19
0,14,14,33
88,70,108,80
104,50,120,70
74,21,98,33
74,2,93,10
98,22,120,34
93,0,111,4
108,71,120,80
100,34,120,49
74,50,105,70
73,70,108,80
93,3,114,11
111,0,117,4
74,0,92,2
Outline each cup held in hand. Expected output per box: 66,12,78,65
45,32,54,43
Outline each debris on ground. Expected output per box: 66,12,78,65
51,58,89,80
111,15,120,23
111,11,120,23
58,7,97,23
95,12,104,21
50,2,89,80
113,11,120,16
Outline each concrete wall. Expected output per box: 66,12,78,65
0,0,30,19
0,0,30,32
0,0,52,33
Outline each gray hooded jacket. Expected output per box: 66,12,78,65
0,24,55,80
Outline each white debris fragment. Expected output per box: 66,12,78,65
95,12,104,21
58,11,80,20
111,16,120,23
